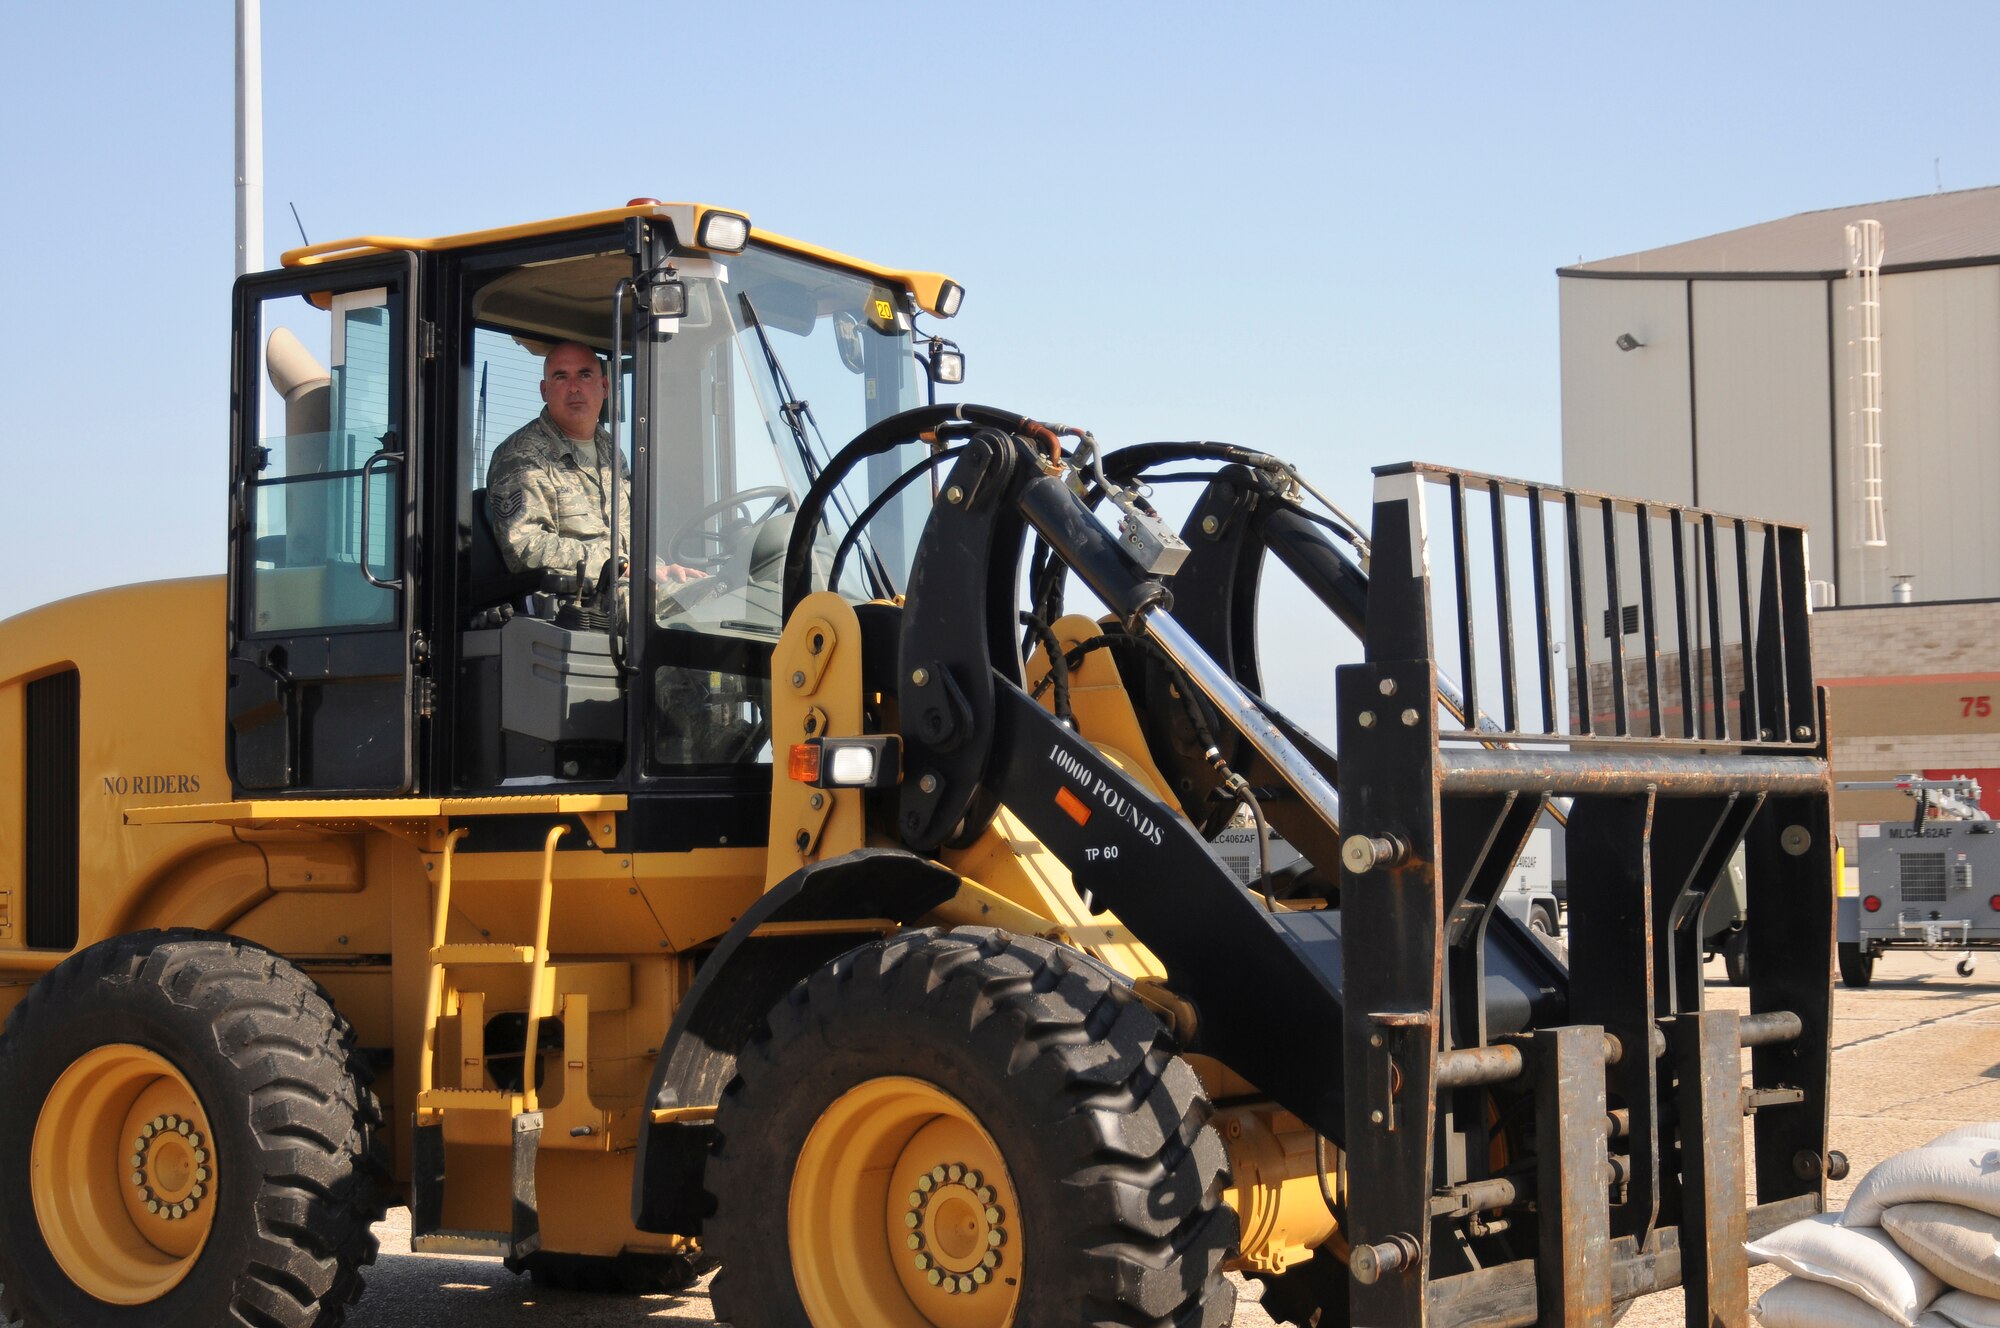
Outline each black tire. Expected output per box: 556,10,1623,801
0,930,387,1328
1722,929,1751,987
1958,958,1977,978
706,927,1239,1327
1838,941,1876,989
1529,903,1560,941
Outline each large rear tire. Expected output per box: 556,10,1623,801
706,927,1239,1327
0,931,387,1328
1838,941,1876,989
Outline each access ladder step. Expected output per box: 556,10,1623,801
411,1229,512,1257
432,943,537,965
418,1088,525,1112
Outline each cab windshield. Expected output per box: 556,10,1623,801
646,241,930,626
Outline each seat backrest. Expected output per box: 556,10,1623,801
468,487,543,610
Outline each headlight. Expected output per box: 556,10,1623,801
788,736,902,789
697,211,750,253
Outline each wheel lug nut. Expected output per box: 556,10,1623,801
982,1251,999,1269
907,1190,923,1207
131,1171,144,1187
913,1254,930,1270
984,1205,1002,1223
930,1166,946,1183
926,1269,943,1286
947,1164,964,1182
916,1174,934,1192
905,1234,922,1250
903,1211,919,1228
963,1170,981,1189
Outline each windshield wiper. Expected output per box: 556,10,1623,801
738,293,894,599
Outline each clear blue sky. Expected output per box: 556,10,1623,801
4,0,1997,629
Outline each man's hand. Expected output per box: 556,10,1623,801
654,561,709,585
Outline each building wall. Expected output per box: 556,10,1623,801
1856,266,2000,604
1689,281,1835,540
1559,278,1694,503
1813,599,2000,841
1560,262,2000,609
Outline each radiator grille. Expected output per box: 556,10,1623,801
25,669,79,950
1899,851,1948,904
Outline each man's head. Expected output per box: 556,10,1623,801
540,342,608,440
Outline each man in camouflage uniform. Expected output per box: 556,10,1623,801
486,341,702,595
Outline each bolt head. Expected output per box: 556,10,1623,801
1401,708,1420,726
919,773,939,794
1794,725,1813,740
810,792,825,810
946,486,965,504
1358,710,1376,728
1201,515,1220,534
791,670,807,687
911,667,930,687
1370,1109,1385,1125
1379,677,1398,696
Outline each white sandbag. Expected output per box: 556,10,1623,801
1931,1288,2000,1327
1884,1203,2000,1300
1755,1274,1955,1328
1847,1142,2000,1227
1747,1212,1944,1325
1930,1125,2000,1150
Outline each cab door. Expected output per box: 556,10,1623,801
226,256,424,794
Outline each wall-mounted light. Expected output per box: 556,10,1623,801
1614,333,1645,352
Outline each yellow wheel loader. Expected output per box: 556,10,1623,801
0,201,1840,1327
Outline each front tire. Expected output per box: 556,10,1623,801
1838,941,1876,988
706,928,1238,1327
0,931,387,1327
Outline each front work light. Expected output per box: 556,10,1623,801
933,281,964,318
697,211,750,253
929,339,965,385
642,274,688,317
788,736,902,789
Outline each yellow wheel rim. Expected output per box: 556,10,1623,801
31,1044,217,1304
790,1077,1021,1328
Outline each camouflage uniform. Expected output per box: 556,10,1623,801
485,408,632,585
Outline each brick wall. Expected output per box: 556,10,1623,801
1812,599,2000,840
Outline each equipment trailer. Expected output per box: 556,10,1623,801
0,201,1838,1327
1837,775,1999,987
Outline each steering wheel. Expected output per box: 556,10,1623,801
665,486,796,571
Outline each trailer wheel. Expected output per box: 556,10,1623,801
1722,929,1751,987
705,927,1238,1327
1838,941,1876,988
0,930,387,1328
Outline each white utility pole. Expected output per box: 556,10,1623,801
235,0,264,277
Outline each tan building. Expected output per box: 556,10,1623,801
1558,188,2000,830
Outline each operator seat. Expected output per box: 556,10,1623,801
467,486,544,618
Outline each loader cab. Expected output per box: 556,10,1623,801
226,204,948,813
